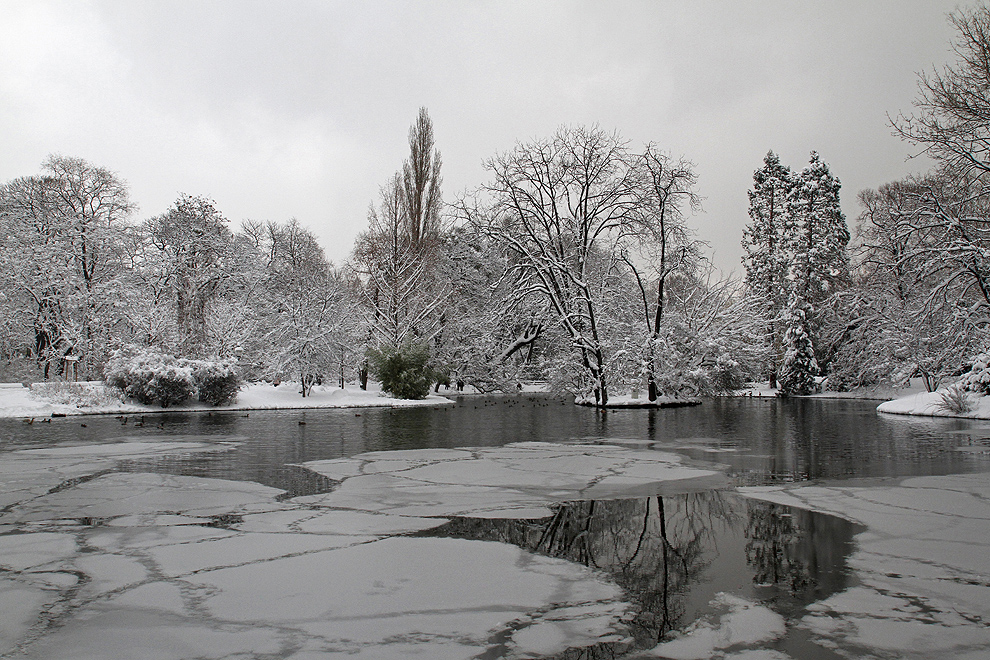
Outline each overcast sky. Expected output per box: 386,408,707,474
0,0,966,275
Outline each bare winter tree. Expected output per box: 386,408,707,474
481,125,650,406
844,5,990,388
894,5,990,181
402,107,444,251
0,155,134,379
623,146,703,400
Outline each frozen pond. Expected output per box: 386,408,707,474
2,396,990,658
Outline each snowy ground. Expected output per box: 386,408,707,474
877,388,990,419
3,435,989,658
0,381,454,419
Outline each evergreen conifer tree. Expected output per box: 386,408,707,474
742,151,794,386
786,152,849,307
778,297,819,396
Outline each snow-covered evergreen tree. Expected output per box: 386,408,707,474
742,151,794,385
743,151,793,304
786,152,849,307
778,297,819,396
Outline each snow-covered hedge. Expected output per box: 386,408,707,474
104,346,240,407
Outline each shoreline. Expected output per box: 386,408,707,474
0,381,456,420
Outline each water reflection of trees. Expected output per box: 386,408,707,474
745,499,859,607
422,492,738,651
421,492,859,658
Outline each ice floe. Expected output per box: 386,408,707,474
646,593,787,659
740,472,990,659
1,439,724,658
299,441,725,519
4,434,989,659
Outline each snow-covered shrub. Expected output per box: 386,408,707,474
190,360,241,406
151,363,197,407
104,346,195,408
958,353,990,395
937,384,975,414
105,346,241,407
710,354,746,393
367,342,441,400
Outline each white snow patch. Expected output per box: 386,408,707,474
0,380,454,418
878,387,990,418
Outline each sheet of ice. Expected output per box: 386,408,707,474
0,439,233,510
0,440,653,659
186,536,629,658
739,472,990,659
299,441,724,519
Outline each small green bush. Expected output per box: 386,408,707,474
367,342,441,399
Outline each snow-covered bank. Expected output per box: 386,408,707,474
877,389,990,419
0,381,454,419
736,379,929,401
739,473,990,660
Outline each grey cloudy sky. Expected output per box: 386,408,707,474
0,0,965,275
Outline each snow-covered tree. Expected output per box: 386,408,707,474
353,109,449,352
146,195,234,357
850,173,984,391
778,297,819,396
623,146,703,400
0,155,135,379
479,126,693,405
250,219,354,397
742,151,794,385
786,152,850,308
480,127,638,404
